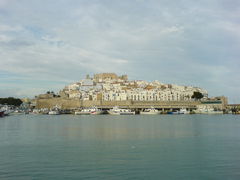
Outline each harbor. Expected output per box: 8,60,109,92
28,73,233,116
1,92,239,117
1,102,239,117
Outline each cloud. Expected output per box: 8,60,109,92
0,0,10,7
0,34,12,42
0,24,22,32
0,36,130,80
218,21,240,38
0,87,47,98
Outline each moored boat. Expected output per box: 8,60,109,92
75,107,103,115
48,106,61,115
75,109,91,115
0,111,4,117
167,108,190,115
194,108,223,114
49,110,60,115
167,111,180,115
179,108,190,114
140,107,160,115
1,106,14,116
108,106,135,115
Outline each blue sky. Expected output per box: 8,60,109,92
0,0,239,103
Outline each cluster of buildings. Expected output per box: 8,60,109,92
59,73,208,102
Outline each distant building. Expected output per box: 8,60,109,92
94,73,128,82
60,73,209,102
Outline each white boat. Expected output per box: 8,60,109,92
12,110,25,115
32,109,40,114
75,107,102,115
75,108,91,115
89,107,103,115
194,108,223,114
48,106,60,115
140,107,160,115
167,108,190,115
49,110,60,115
3,110,14,116
40,108,49,115
0,106,14,116
179,108,190,114
203,109,223,114
108,106,135,115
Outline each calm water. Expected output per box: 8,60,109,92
1,114,240,180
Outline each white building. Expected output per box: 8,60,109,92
61,73,208,101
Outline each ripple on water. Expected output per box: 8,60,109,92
0,114,240,179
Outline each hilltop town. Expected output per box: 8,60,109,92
1,73,233,115
56,73,208,102
35,73,229,111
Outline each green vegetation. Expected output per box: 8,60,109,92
191,91,204,100
0,97,23,106
46,91,58,97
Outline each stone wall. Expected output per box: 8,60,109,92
36,98,80,109
36,98,201,109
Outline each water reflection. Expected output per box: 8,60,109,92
13,114,222,141
2,114,239,143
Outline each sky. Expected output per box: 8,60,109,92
0,0,239,103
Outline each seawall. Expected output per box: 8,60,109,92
36,98,201,109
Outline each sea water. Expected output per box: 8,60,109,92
0,114,240,179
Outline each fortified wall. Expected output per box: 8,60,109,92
36,97,205,110
36,98,81,109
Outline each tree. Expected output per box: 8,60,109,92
0,97,23,106
191,91,204,100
